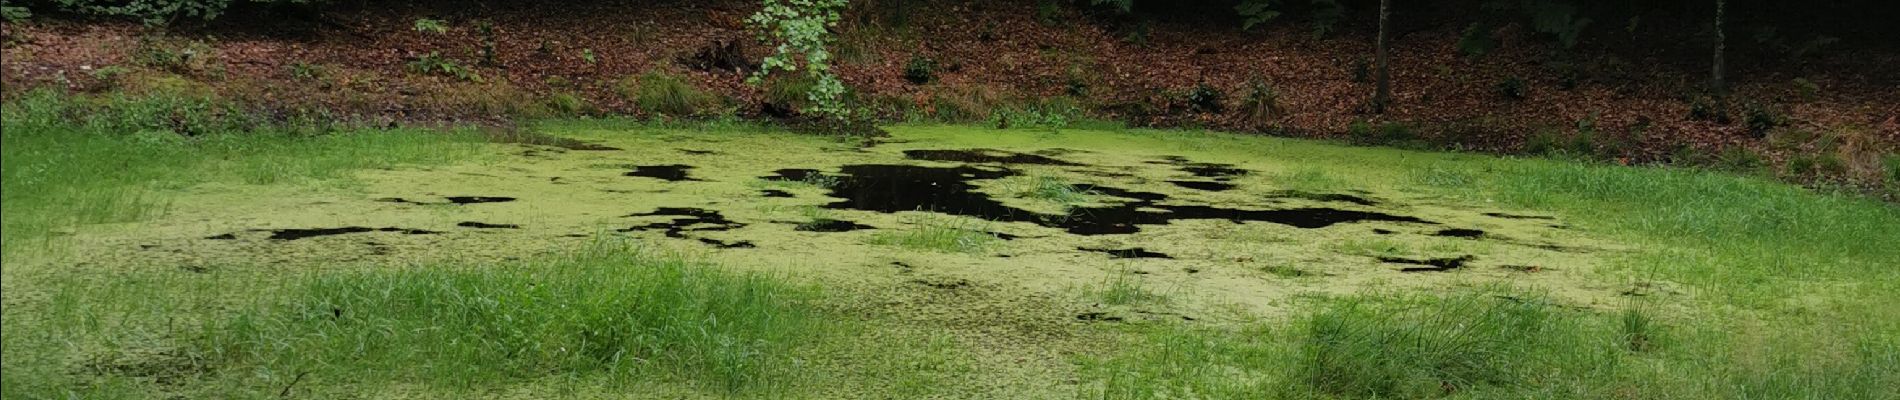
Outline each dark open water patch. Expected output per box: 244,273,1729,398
205,233,237,240
903,149,1083,166
1033,148,1088,157
794,219,875,232
678,149,718,155
760,189,795,198
1484,212,1556,220
247,227,442,241
766,164,1431,235
1152,156,1249,179
1168,180,1236,191
457,221,520,229
1379,255,1475,272
377,196,517,205
625,164,703,182
1264,190,1377,206
620,207,746,238
446,196,515,204
696,238,756,249
1433,228,1486,238
1078,247,1174,259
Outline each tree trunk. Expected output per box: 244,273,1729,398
1711,0,1727,94
1373,0,1392,113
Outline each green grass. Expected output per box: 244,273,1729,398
1083,269,1166,306
0,90,483,257
207,240,817,393
866,214,1003,253
1014,175,1094,203
2,240,826,398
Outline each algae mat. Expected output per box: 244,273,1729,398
59,124,1627,321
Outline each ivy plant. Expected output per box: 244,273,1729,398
746,0,850,120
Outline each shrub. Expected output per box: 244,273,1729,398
1786,153,1847,177
1184,82,1224,114
902,56,936,85
1713,146,1766,173
760,74,816,114
545,92,593,116
1791,78,1821,100
1064,64,1095,97
1495,77,1528,100
2,4,30,21
1686,95,1730,123
412,18,448,34
1239,79,1282,128
288,62,324,81
42,0,273,24
134,35,219,76
1456,22,1498,56
622,71,717,117
406,52,482,82
1743,103,1786,138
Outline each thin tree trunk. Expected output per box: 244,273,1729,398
1711,0,1727,94
1373,0,1392,113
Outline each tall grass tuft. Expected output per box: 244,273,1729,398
622,71,718,117
205,240,817,393
866,214,1002,253
1297,294,1556,398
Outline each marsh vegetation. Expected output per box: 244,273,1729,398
4,92,1897,399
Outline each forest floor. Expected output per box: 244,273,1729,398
5,112,1897,398
4,0,1897,191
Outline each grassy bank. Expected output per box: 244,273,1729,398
0,90,486,257
1071,129,1900,399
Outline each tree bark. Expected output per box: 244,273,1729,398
1373,0,1392,113
1711,0,1727,94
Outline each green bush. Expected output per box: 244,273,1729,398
1687,95,1730,123
1456,22,1498,56
1785,153,1847,177
1743,102,1786,138
1791,78,1822,100
622,71,717,117
406,52,482,82
1238,79,1281,127
1495,77,1528,100
545,92,593,116
902,56,936,85
42,0,323,24
1183,82,1223,113
134,35,219,76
